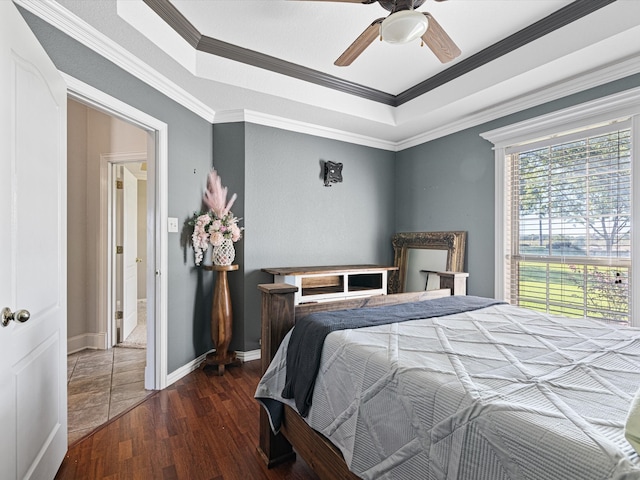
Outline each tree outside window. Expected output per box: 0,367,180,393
514,129,631,324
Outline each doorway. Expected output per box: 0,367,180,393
66,100,153,442
111,160,148,350
64,75,169,444
67,100,151,352
65,72,169,392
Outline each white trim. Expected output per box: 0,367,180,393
105,160,114,347
401,55,640,151
67,333,107,354
504,120,632,155
15,0,640,152
482,85,640,324
480,87,640,147
17,0,391,150
493,146,507,302
165,349,261,387
214,109,397,152
632,115,640,327
64,73,169,389
15,0,215,123
153,122,170,390
237,349,260,362
100,152,146,350
64,73,164,131
103,151,147,163
166,352,208,387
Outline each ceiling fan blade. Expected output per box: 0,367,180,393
421,13,461,63
334,18,383,66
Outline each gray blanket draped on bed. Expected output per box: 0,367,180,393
281,295,505,417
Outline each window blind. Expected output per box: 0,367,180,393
505,121,632,324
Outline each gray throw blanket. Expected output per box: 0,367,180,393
281,295,505,417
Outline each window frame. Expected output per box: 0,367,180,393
481,86,640,326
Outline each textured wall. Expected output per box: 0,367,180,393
214,122,397,351
395,128,494,297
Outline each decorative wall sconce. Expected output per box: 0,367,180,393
323,160,343,187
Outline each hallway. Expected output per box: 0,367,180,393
66,347,152,445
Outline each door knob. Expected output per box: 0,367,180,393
1,307,31,327
136,257,143,263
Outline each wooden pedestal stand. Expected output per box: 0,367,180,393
203,264,240,375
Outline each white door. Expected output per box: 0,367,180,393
0,2,68,479
122,166,138,341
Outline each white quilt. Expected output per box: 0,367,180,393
255,304,640,479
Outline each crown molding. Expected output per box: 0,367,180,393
143,0,396,106
14,0,640,153
16,0,395,148
395,0,617,105
14,0,216,122
397,54,640,150
480,84,640,146
214,109,398,151
144,0,615,107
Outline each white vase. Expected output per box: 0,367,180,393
212,238,235,266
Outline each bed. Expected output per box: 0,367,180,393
255,283,640,480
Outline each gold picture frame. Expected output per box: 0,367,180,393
388,231,467,294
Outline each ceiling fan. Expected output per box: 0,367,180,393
297,0,461,66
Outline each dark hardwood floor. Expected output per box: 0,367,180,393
55,360,318,479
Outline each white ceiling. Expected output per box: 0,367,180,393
24,0,640,149
170,0,573,95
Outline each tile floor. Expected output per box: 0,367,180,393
66,346,153,445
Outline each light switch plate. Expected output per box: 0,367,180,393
167,217,179,233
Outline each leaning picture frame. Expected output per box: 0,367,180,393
388,231,467,294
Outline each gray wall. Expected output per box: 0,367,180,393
395,131,494,297
21,9,214,373
214,122,396,351
211,123,246,352
396,73,640,298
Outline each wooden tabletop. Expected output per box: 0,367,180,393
262,264,398,276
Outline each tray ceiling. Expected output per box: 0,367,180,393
21,0,640,147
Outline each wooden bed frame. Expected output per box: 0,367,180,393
257,273,467,479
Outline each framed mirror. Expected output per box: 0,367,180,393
388,231,467,294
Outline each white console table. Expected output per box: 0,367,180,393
261,265,398,305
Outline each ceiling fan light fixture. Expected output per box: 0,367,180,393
380,10,428,44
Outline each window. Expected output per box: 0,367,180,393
506,124,631,324
481,87,640,327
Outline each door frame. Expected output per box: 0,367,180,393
104,156,146,346
65,73,169,390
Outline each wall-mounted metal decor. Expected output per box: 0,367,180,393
323,161,343,187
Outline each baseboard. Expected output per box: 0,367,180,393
237,349,260,362
166,351,210,387
166,348,261,387
67,333,107,354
